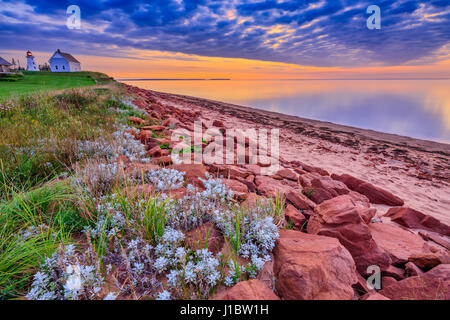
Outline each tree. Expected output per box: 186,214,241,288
39,63,50,71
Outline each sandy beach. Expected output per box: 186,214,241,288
141,88,450,225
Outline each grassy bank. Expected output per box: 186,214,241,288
0,71,114,99
0,82,151,298
0,80,282,301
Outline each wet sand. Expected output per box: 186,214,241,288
138,88,450,225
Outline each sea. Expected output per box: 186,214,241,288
120,79,450,143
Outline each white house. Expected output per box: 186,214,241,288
0,56,12,73
26,50,39,71
49,49,81,72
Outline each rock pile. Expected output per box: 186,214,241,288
122,84,450,300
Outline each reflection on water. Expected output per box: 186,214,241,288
121,79,450,143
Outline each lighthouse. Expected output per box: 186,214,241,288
26,51,39,71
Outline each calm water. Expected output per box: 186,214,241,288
121,79,450,143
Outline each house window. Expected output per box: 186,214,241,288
55,65,58,70
62,65,65,70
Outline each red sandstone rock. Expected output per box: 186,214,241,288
311,177,350,196
307,195,391,274
213,280,279,300
353,274,374,296
418,231,450,250
385,207,450,237
128,116,144,125
273,229,358,300
255,176,291,198
369,223,433,265
275,168,298,181
141,125,166,131
382,265,405,280
408,253,442,270
234,176,256,193
209,164,250,179
382,276,398,289
212,120,224,128
295,162,329,176
185,222,224,255
221,179,248,201
286,189,316,211
405,262,424,277
161,117,180,128
138,130,153,144
152,156,173,166
331,173,404,206
379,264,450,300
284,204,306,230
303,186,335,204
148,145,162,158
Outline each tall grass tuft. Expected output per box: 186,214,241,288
0,180,83,299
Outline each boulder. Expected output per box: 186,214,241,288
379,264,450,300
382,276,398,289
311,177,350,196
221,179,248,201
302,186,335,204
382,265,405,280
385,207,450,237
307,195,391,274
418,231,450,250
295,162,329,176
405,262,424,277
284,204,306,230
408,253,442,270
213,280,279,300
273,230,358,300
369,223,433,265
161,117,180,128
148,145,162,158
255,176,291,198
331,174,404,206
128,116,144,125
286,189,316,211
212,120,224,128
275,168,298,181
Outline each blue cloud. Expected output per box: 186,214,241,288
0,0,449,67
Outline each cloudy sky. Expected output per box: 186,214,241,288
0,0,449,78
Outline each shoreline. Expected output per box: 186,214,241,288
128,85,450,224
140,88,450,155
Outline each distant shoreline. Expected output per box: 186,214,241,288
117,78,450,81
116,78,231,81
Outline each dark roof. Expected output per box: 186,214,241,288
0,56,12,66
53,49,80,64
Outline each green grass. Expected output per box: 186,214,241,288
0,181,82,299
0,85,125,193
0,71,114,99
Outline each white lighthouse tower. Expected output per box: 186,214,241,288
26,51,39,71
